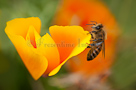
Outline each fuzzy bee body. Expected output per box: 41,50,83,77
87,42,102,60
87,22,105,61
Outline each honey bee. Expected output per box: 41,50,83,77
86,21,106,61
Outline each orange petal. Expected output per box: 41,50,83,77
5,17,41,38
36,33,60,75
5,32,48,80
49,25,91,76
5,18,48,80
26,26,39,48
26,26,60,75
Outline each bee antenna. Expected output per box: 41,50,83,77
86,24,95,25
90,21,97,24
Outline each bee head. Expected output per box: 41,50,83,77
92,23,103,30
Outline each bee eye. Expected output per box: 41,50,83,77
95,26,100,30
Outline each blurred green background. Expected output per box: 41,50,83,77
0,0,136,90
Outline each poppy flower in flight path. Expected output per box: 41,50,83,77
52,0,120,89
5,17,91,80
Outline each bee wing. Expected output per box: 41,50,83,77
102,31,105,58
105,32,107,40
102,40,105,58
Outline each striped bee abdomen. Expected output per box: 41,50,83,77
87,44,102,61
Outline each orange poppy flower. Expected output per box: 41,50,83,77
53,0,120,78
5,17,91,80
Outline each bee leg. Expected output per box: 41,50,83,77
87,31,97,34
87,43,95,48
87,31,92,35
90,39,102,42
90,39,97,41
97,39,103,41
87,46,91,48
91,31,97,33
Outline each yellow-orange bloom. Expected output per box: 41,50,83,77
53,0,120,78
5,17,91,80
